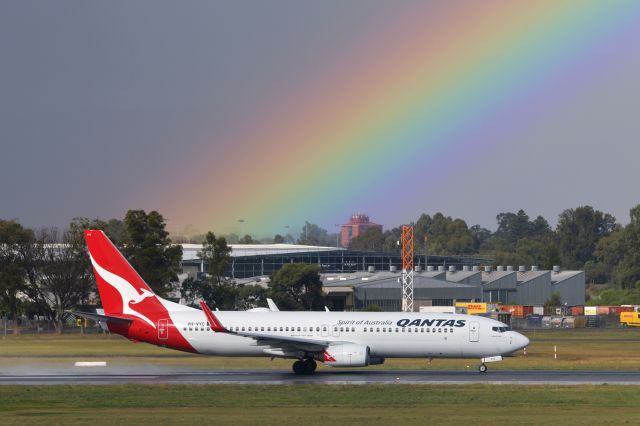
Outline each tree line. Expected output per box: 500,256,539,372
0,210,328,333
347,205,640,298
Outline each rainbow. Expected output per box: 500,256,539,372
154,1,640,236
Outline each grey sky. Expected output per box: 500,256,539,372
1,1,640,233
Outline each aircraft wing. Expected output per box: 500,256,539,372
66,310,133,325
199,301,337,352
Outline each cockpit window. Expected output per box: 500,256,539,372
492,326,511,333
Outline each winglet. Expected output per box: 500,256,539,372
199,301,227,332
266,298,280,312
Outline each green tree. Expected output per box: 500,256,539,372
200,232,232,285
268,264,326,310
297,222,332,246
0,220,34,333
363,303,382,312
556,206,618,270
236,284,268,310
121,210,183,296
34,227,94,333
69,217,125,247
349,227,385,252
610,205,640,288
273,234,286,244
544,291,562,309
415,213,475,255
181,231,237,310
238,234,258,244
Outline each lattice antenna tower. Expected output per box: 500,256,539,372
401,225,414,312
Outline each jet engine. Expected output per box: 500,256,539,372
323,344,372,367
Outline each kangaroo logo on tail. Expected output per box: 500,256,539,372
89,254,156,328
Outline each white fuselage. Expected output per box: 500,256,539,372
166,310,529,359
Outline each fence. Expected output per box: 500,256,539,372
1,317,105,335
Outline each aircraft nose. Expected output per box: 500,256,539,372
516,333,530,350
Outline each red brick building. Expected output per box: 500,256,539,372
339,214,383,247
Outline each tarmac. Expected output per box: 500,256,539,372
3,368,640,385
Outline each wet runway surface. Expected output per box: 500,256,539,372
3,369,640,385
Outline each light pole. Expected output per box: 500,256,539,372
334,224,341,247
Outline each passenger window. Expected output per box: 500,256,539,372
285,327,289,331
376,328,380,332
396,328,399,332
426,328,430,333
297,327,301,332
323,326,327,332
364,327,367,332
408,328,411,333
248,327,252,331
207,327,210,331
432,328,436,333
183,327,186,331
438,328,442,333
339,327,343,332
303,327,307,332
280,327,283,331
241,327,245,331
444,328,447,333
352,327,356,332
317,327,320,332
450,328,454,333
420,328,424,333
382,328,386,332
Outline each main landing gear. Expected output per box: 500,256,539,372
478,363,488,373
292,358,317,375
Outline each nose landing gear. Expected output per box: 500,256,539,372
292,358,317,375
478,355,502,373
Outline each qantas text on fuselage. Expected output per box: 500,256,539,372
72,230,529,374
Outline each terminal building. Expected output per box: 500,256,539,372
178,243,585,311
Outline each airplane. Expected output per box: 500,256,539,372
72,230,530,374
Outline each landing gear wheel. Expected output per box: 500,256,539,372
303,359,317,374
478,363,488,373
292,360,306,374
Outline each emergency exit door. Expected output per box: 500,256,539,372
469,321,479,342
158,319,169,340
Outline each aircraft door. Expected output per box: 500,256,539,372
321,325,329,337
158,319,169,340
469,321,479,342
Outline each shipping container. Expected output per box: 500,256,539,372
523,306,534,317
620,312,640,327
596,306,610,315
533,306,544,315
571,306,584,316
610,306,634,315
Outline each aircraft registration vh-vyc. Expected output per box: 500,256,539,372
72,230,529,374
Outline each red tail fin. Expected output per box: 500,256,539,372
84,230,156,321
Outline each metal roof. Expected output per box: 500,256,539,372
181,243,343,261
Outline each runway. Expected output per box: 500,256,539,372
3,369,640,385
